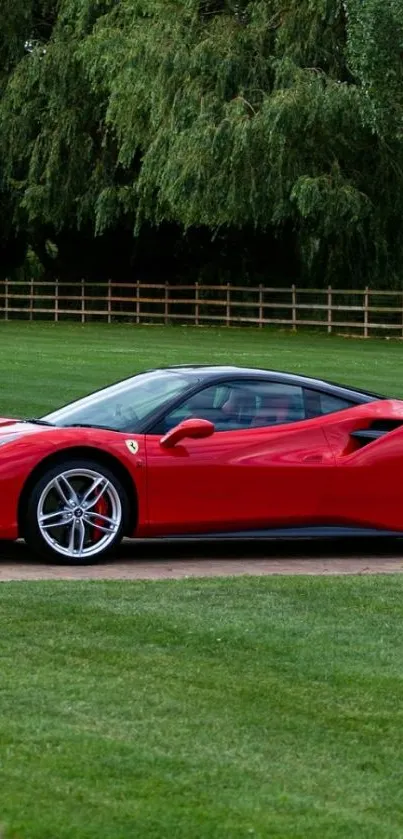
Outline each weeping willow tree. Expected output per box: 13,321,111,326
1,0,403,286
0,0,58,274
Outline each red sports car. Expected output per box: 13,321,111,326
0,364,402,563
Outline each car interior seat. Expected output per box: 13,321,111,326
220,389,257,428
251,394,294,427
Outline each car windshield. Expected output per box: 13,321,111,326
43,370,195,432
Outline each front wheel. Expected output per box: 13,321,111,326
23,459,129,563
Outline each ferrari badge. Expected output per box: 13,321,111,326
125,440,139,455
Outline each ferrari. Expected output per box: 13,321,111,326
1,364,403,563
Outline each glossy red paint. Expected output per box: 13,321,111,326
1,398,403,544
160,417,215,448
0,422,147,540
144,424,335,535
321,399,403,530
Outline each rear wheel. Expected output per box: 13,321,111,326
23,459,129,563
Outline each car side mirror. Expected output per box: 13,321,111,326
160,418,215,448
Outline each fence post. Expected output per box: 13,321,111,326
195,282,200,326
258,284,263,327
136,282,140,324
55,278,59,323
291,284,297,331
226,283,231,327
327,286,332,334
29,277,34,321
5,277,9,321
81,279,85,324
364,286,369,338
107,278,112,324
164,282,169,325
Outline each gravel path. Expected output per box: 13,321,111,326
1,538,403,580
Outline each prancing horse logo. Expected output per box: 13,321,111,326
125,440,139,455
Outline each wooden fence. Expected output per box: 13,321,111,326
1,279,403,336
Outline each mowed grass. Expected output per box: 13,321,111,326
2,322,403,838
1,321,403,418
2,576,403,839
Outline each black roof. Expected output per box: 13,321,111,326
160,365,384,402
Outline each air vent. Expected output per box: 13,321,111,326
351,419,403,447
368,420,403,432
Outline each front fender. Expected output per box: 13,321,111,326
0,428,147,539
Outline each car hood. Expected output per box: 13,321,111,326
0,418,54,437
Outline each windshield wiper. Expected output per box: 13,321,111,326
68,422,119,432
24,418,55,426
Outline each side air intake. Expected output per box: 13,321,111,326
351,419,403,447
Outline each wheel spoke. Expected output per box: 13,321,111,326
39,510,70,530
84,479,110,509
84,517,118,534
53,475,78,506
68,520,78,553
39,510,67,523
81,476,104,505
77,520,86,555
84,510,116,527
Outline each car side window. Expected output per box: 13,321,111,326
155,385,227,432
304,389,354,418
249,383,305,427
319,393,354,415
153,381,306,433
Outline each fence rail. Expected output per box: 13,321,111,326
1,280,403,336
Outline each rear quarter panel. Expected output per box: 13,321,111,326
322,400,403,530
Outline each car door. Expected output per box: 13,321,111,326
144,380,336,536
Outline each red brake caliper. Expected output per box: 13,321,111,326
92,496,109,543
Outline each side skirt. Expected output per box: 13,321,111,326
164,526,403,541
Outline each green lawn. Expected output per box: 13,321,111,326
2,323,403,838
2,577,403,839
1,321,403,418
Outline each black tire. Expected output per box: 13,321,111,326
23,458,130,564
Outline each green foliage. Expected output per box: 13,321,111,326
346,0,403,136
1,0,403,286
0,0,57,77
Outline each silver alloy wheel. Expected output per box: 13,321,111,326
37,467,122,559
